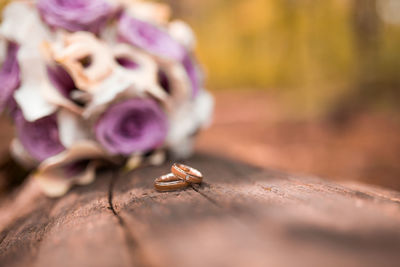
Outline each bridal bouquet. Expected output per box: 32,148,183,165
0,0,213,197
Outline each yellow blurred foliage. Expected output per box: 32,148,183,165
176,0,400,116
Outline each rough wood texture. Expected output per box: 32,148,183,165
0,153,400,267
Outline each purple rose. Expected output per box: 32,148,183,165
95,99,168,155
118,13,186,61
0,42,20,112
37,0,115,33
117,13,203,97
15,112,65,161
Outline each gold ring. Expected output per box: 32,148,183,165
171,163,203,184
154,173,189,192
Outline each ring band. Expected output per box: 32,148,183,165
154,173,189,192
171,163,203,184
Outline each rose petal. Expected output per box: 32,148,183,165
57,109,90,148
38,141,111,172
100,23,119,46
33,141,115,197
13,42,58,121
0,2,53,46
34,160,98,197
0,41,7,63
33,140,116,197
148,150,166,166
74,161,98,185
34,173,71,197
49,32,116,91
14,84,57,122
155,61,191,102
95,98,168,155
125,153,143,172
84,44,167,118
120,1,171,25
1,2,58,121
182,54,203,98
10,138,38,169
118,12,186,61
47,64,77,99
37,0,115,33
168,20,196,50
15,112,65,162
43,64,85,114
112,45,167,99
0,42,20,112
83,68,134,118
155,53,203,100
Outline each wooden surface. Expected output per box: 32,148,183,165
0,153,399,267
196,90,400,190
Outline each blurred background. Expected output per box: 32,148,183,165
0,0,399,193
170,0,400,114
167,0,400,190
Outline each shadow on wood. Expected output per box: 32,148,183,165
0,153,399,267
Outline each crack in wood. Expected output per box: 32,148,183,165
108,171,123,221
0,229,8,247
107,170,152,267
190,183,221,208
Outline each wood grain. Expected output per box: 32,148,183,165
1,154,399,267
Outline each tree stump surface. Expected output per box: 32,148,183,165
0,153,399,267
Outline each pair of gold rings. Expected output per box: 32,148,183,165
154,163,203,192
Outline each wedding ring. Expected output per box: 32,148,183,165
171,163,203,184
154,173,189,192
